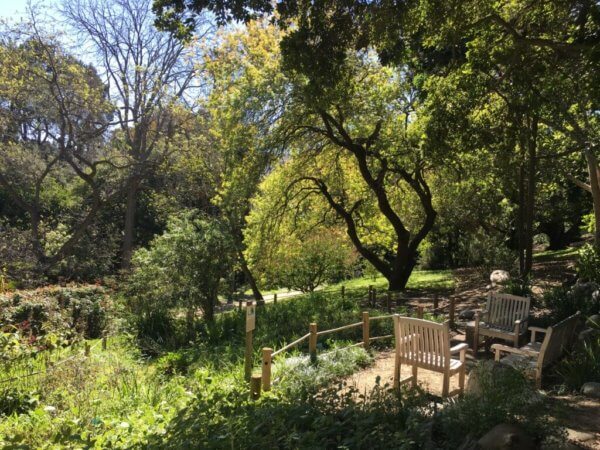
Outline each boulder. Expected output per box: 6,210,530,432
490,270,510,286
581,382,600,399
466,361,518,397
477,424,535,450
459,309,476,320
578,328,600,342
586,314,600,328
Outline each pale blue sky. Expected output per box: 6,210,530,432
0,0,54,20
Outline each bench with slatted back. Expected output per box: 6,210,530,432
393,315,468,397
491,312,581,388
473,293,531,351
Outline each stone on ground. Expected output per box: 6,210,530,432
490,270,510,286
581,382,600,399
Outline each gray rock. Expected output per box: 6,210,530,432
586,314,600,328
459,309,476,320
466,361,518,397
477,424,535,450
490,270,510,286
578,328,600,342
581,382,600,399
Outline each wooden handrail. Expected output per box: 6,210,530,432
316,321,362,336
369,334,394,342
271,333,311,357
369,314,394,321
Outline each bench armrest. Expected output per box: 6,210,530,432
491,343,538,362
528,326,547,333
450,343,468,354
450,343,468,362
528,326,547,343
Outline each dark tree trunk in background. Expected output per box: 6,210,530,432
121,176,140,270
238,249,263,301
516,115,537,279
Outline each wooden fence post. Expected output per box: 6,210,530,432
309,323,318,362
341,285,345,299
417,305,424,319
362,311,370,349
238,300,242,311
262,347,272,392
245,301,255,381
250,375,262,400
102,336,107,351
449,298,455,328
273,293,277,304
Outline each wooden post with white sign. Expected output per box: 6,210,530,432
245,301,256,381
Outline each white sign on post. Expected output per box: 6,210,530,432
246,304,256,332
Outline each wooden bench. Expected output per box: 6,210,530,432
491,312,581,388
472,293,531,351
393,315,468,397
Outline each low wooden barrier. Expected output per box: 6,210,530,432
246,285,458,397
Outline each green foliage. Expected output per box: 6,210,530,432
127,212,234,337
557,334,600,391
544,282,600,322
434,362,565,448
0,286,112,341
263,229,358,292
149,378,430,450
577,243,600,283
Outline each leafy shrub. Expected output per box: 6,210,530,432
127,212,234,333
434,362,565,448
500,276,532,298
0,387,39,416
577,243,600,283
463,232,518,278
556,334,600,391
0,286,111,342
544,282,600,321
260,228,358,292
149,377,430,449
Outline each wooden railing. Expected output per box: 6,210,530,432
246,284,458,398
259,310,396,393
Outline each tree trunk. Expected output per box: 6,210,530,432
121,176,140,270
517,163,526,275
524,117,537,277
584,149,600,247
238,249,263,301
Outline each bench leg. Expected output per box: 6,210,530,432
458,366,465,395
412,364,418,388
393,355,401,390
442,373,449,397
535,369,542,390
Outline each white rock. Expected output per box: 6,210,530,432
490,270,510,286
581,382,600,399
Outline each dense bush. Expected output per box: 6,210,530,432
544,282,600,321
576,243,600,283
252,228,358,292
148,379,429,449
557,333,600,391
433,362,565,448
0,286,112,341
127,212,234,337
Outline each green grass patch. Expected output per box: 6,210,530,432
533,246,579,262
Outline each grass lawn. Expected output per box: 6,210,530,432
533,246,579,262
244,268,455,298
